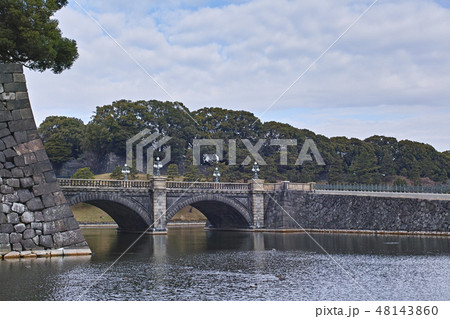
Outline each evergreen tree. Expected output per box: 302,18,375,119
72,167,95,179
110,166,123,180
167,163,179,180
0,0,78,73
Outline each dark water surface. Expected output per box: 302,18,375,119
0,226,449,300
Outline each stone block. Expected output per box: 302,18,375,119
33,249,51,257
32,174,44,185
0,169,12,178
12,73,26,82
32,235,39,245
11,202,26,213
22,166,32,177
31,222,42,230
64,217,80,231
0,243,11,255
0,203,10,214
13,155,25,167
33,182,60,197
12,243,22,251
26,197,44,211
53,192,66,206
0,128,10,138
44,171,57,183
1,92,15,100
22,238,36,250
35,229,42,235
0,233,9,244
39,235,53,248
26,130,39,141
6,178,19,188
42,221,57,235
50,248,64,256
0,73,13,83
11,109,23,121
34,149,48,162
20,177,34,188
6,212,19,224
11,167,24,178
4,251,20,259
0,152,5,162
0,212,6,223
23,153,36,165
17,189,33,202
20,251,36,258
0,223,14,233
31,161,53,176
42,204,72,222
2,135,16,148
42,193,56,208
63,248,92,256
21,211,34,223
3,161,14,169
13,131,28,143
34,211,44,222
3,148,16,159
55,219,67,232
15,92,28,100
53,230,85,247
4,82,27,92
0,140,5,151
0,110,12,122
9,119,36,133
23,228,35,240
13,223,26,233
0,64,23,73
9,232,22,244
2,193,18,203
1,184,14,194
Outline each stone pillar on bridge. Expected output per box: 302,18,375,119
250,179,265,229
151,176,168,234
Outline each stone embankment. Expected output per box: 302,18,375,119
0,64,91,259
265,191,450,233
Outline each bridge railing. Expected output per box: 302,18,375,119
166,181,250,190
58,178,315,192
57,178,151,188
314,183,450,194
263,183,282,191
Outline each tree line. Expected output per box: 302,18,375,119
38,100,449,184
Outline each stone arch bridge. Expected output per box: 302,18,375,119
58,177,314,234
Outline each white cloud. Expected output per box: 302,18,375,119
24,0,450,151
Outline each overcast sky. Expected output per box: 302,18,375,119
24,0,450,151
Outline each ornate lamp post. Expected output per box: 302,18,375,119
213,167,221,183
252,161,260,179
121,163,131,181
153,157,163,177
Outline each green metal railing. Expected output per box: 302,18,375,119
314,183,450,194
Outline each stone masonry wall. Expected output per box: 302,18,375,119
265,191,450,232
0,64,91,259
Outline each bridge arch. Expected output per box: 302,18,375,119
67,192,152,231
166,194,252,229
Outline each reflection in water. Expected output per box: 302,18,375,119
0,226,449,301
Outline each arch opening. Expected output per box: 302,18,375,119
67,194,151,232
166,195,252,229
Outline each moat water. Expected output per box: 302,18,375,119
0,226,449,301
